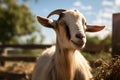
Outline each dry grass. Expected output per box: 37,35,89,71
0,62,35,80
93,56,120,80
0,62,35,74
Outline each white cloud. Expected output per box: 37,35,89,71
115,0,120,6
102,0,113,6
73,1,92,10
85,11,96,16
93,17,111,26
102,0,120,10
89,4,113,39
92,9,112,29
88,12,111,39
89,0,120,39
73,1,81,7
99,10,112,19
81,5,92,10
103,12,111,19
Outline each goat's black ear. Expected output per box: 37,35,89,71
86,25,105,32
37,16,57,28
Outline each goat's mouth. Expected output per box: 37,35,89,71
71,40,85,49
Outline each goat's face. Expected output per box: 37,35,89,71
56,10,87,49
37,9,105,49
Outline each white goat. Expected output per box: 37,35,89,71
32,9,105,80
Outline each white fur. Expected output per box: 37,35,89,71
32,46,92,80
32,9,95,80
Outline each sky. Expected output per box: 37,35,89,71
18,0,120,44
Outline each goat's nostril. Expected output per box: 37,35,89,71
75,34,85,39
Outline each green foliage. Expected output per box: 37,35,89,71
86,34,112,47
82,52,111,63
100,34,112,47
0,0,44,44
86,35,101,45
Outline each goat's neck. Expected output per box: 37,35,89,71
54,40,76,80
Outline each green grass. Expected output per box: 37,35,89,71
82,51,112,62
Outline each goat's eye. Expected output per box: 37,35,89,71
82,19,87,31
59,21,63,25
59,20,65,26
85,22,86,25
82,18,86,26
84,22,87,31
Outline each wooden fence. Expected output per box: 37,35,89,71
0,44,52,49
0,43,110,80
0,56,36,62
0,44,52,80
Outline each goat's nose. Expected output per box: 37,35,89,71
75,33,85,39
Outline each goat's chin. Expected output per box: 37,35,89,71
71,40,85,50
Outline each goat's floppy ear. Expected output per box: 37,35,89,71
37,16,56,28
86,25,105,32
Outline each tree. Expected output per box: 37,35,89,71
100,34,112,48
0,0,44,44
86,35,101,45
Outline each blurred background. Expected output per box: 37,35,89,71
0,0,120,80
0,0,117,44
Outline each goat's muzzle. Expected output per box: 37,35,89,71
71,37,86,49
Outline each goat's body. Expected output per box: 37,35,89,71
32,46,92,80
32,9,104,80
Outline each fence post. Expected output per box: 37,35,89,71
112,13,120,57
0,48,7,66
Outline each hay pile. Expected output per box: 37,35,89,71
93,56,120,80
0,62,35,80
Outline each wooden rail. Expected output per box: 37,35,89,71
0,44,53,49
0,56,36,62
0,71,29,80
0,44,53,80
0,56,36,80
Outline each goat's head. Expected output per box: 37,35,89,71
37,9,105,49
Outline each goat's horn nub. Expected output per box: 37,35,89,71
47,9,66,18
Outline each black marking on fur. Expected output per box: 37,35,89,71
65,25,71,40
